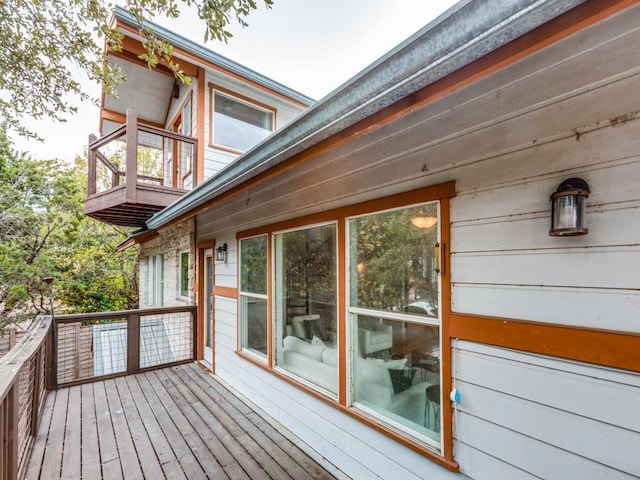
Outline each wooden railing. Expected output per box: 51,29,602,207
54,306,197,388
87,108,197,198
0,316,53,480
0,306,197,479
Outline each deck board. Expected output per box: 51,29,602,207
24,363,338,479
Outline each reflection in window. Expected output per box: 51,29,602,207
180,251,189,297
274,224,338,394
213,92,273,152
349,204,439,316
348,202,441,446
240,236,268,357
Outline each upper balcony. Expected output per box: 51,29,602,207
84,109,197,227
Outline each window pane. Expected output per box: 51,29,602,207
352,315,441,442
240,236,267,295
240,295,268,355
274,224,338,393
214,93,273,152
349,204,438,317
180,252,189,297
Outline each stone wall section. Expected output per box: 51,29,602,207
139,218,194,308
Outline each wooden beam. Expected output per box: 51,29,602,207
125,109,138,204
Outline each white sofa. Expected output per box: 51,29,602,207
281,335,435,427
281,335,338,392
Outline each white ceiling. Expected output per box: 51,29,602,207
102,56,175,134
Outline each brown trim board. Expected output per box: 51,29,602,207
449,313,640,374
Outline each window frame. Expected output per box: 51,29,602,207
179,250,190,299
235,181,456,469
345,201,443,451
238,234,269,361
208,83,276,154
148,254,164,307
271,221,339,397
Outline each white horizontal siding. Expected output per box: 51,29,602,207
453,341,640,479
451,284,640,331
191,5,640,480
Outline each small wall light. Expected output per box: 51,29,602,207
549,178,590,236
173,81,180,99
216,243,228,262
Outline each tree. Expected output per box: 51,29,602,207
0,0,273,139
0,125,138,325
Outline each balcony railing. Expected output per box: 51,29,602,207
0,305,196,480
0,316,52,480
85,109,197,227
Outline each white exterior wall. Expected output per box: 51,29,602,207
453,341,640,479
139,219,194,308
192,5,640,480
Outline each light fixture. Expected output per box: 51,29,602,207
173,81,180,99
410,215,437,229
549,178,590,236
216,243,228,262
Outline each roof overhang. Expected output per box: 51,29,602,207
117,229,159,251
146,0,592,231
100,6,314,135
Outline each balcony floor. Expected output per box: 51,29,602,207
25,363,339,479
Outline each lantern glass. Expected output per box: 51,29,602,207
549,188,589,236
553,194,579,230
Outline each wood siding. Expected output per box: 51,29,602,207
191,4,640,479
453,340,640,479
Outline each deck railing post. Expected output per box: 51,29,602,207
31,346,43,437
191,308,197,361
125,108,138,203
45,319,55,391
127,313,140,375
6,384,18,480
88,134,97,196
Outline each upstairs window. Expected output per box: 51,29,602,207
212,89,274,152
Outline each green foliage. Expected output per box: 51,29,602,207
351,206,438,312
0,125,138,321
0,0,272,139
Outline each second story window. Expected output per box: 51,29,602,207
212,90,274,152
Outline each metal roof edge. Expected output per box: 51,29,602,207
112,5,315,106
146,0,587,230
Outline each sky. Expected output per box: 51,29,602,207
11,0,459,162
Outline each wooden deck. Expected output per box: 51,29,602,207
24,363,338,480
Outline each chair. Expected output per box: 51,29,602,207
424,383,440,433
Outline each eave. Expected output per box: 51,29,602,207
145,0,592,231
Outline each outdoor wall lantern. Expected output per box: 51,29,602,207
549,177,590,236
216,243,228,262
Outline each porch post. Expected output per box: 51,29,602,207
125,108,138,203
127,313,140,375
87,134,97,196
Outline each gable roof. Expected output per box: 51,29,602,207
113,5,315,107
146,0,588,230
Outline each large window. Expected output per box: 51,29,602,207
236,184,451,459
240,235,268,357
348,202,441,447
274,224,338,394
212,91,274,152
